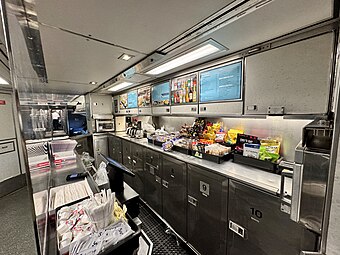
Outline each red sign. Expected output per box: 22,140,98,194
0,100,6,105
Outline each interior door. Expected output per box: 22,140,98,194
144,149,162,216
227,180,318,255
187,164,228,255
162,156,187,238
122,140,131,168
108,136,122,163
132,154,144,198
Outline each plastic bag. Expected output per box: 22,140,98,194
94,162,109,186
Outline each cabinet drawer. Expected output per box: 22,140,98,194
227,180,318,255
131,144,143,159
0,141,15,154
144,149,159,167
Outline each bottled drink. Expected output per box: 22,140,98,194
193,77,197,102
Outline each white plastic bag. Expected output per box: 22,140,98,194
94,162,109,186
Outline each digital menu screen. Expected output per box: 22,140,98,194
127,90,138,108
119,94,128,109
200,61,242,103
152,81,170,106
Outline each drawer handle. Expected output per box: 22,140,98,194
162,180,169,188
1,146,9,149
191,107,196,111
155,176,161,184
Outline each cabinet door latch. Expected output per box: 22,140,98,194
188,195,198,207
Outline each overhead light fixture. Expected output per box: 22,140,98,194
0,77,9,85
108,81,134,92
118,53,134,61
146,42,223,75
89,81,97,85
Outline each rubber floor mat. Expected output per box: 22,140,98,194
139,203,194,255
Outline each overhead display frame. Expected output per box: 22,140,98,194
137,86,151,108
119,93,128,109
171,73,198,105
152,81,170,106
199,60,243,103
127,90,138,108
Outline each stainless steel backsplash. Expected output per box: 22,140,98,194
155,116,311,162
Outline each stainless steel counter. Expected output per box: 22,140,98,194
110,132,292,196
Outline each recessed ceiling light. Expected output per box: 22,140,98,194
0,77,9,85
108,81,133,92
118,53,134,61
89,81,97,85
146,42,223,75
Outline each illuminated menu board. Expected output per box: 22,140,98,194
152,81,170,106
138,87,151,108
127,90,138,108
200,61,242,103
119,94,128,109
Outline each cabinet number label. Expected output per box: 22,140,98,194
250,208,263,219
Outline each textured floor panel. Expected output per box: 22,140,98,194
0,187,37,255
139,203,191,255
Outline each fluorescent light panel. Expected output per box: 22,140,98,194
118,53,134,61
146,44,221,75
0,77,9,85
108,81,133,92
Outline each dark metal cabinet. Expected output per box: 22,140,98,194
122,140,132,169
145,149,159,167
74,136,89,155
93,135,108,168
121,140,145,198
162,156,187,238
108,136,122,163
227,180,318,255
144,148,162,215
131,147,145,198
187,164,228,255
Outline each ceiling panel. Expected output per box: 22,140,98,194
39,25,145,87
35,0,233,54
145,0,334,78
207,0,333,55
177,0,333,59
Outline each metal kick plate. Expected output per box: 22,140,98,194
200,181,210,197
229,220,245,238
